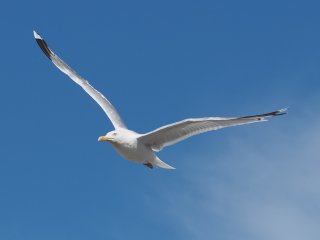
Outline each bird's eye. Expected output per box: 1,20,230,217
112,132,117,136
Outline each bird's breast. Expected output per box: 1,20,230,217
110,140,154,163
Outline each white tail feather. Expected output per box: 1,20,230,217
154,157,175,170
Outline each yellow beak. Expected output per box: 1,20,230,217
98,136,110,142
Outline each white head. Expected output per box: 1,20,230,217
98,129,139,145
98,130,120,143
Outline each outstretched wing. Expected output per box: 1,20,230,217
138,108,287,151
33,31,126,129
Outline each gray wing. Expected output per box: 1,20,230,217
138,108,287,151
33,31,126,129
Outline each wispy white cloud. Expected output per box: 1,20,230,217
160,111,320,239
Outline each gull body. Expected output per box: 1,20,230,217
33,31,286,170
98,129,173,168
101,130,150,163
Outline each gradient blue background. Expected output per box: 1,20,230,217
1,0,319,239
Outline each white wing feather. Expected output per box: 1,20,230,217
139,109,287,151
33,31,126,129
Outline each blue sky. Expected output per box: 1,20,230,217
0,0,320,239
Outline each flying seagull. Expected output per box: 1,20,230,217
33,31,286,170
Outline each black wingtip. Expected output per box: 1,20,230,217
33,31,53,60
242,108,288,119
272,108,288,117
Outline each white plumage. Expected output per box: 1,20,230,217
34,31,286,170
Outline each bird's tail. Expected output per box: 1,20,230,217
154,157,175,170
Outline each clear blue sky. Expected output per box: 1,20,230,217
0,0,320,239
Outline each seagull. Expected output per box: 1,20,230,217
33,31,286,170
